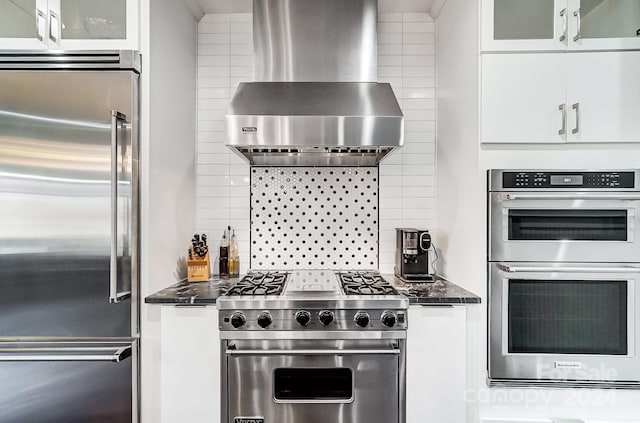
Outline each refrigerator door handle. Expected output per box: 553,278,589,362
0,342,133,363
110,110,131,304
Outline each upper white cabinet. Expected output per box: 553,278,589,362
566,51,640,143
483,0,640,51
481,53,568,144
0,0,138,50
481,51,640,143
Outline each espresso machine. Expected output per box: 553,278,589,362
394,228,434,282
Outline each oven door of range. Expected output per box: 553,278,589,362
223,339,403,423
489,262,640,387
489,191,640,263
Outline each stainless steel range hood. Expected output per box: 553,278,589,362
226,0,404,166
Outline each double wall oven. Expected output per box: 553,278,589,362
488,169,640,388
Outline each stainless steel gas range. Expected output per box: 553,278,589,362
217,270,409,423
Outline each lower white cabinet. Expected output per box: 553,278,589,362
407,305,467,423
160,305,220,423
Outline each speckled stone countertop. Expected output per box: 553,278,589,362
384,274,481,304
145,274,480,305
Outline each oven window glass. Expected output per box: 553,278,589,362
274,368,352,400
508,280,628,355
508,209,627,241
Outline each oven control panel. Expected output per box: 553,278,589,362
502,171,635,189
220,309,408,331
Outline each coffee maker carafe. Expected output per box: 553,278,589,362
394,228,434,282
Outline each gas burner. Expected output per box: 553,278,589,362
225,272,288,296
338,271,398,295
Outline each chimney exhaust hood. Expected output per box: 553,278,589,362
226,0,404,166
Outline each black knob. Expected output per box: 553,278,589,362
354,312,370,328
295,310,311,326
257,312,273,328
318,310,334,326
381,311,397,328
230,312,246,328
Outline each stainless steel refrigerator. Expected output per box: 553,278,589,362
0,51,140,423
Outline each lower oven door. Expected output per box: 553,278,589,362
224,339,402,423
489,262,640,387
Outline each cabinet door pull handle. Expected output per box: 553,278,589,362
558,104,566,135
36,9,46,42
559,9,568,42
48,9,60,43
572,103,580,134
573,9,581,42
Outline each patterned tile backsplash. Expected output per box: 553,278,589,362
250,167,379,270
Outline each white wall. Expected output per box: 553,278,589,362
195,13,252,274
195,12,438,273
140,0,197,421
377,12,438,274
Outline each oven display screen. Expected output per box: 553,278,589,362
274,368,353,400
508,280,628,355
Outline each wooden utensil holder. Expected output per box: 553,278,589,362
187,252,210,282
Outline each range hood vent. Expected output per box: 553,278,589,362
226,0,404,166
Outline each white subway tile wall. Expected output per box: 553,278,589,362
377,12,436,274
196,13,436,274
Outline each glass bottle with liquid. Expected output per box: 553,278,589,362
229,229,240,278
218,228,229,277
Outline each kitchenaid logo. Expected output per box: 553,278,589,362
234,418,264,423
242,127,258,134
554,361,583,369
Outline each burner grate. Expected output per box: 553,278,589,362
338,271,398,296
226,272,288,296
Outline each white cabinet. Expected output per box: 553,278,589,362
482,0,640,51
482,54,568,144
0,0,138,50
481,51,640,144
566,51,640,143
160,306,220,423
407,305,467,423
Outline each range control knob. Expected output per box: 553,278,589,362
230,312,246,329
257,312,273,329
381,311,397,328
295,310,311,326
318,310,334,326
354,312,370,328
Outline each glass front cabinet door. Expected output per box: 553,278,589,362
0,0,138,49
571,0,640,50
483,0,640,51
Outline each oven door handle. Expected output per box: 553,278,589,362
225,348,401,356
503,193,640,201
497,263,640,274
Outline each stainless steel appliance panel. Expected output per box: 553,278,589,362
0,341,135,422
224,339,403,423
488,262,640,387
489,192,640,263
253,0,377,82
0,70,138,337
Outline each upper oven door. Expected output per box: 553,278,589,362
489,192,640,262
489,262,640,384
224,339,401,423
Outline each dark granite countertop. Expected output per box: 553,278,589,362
384,274,481,304
145,274,480,305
